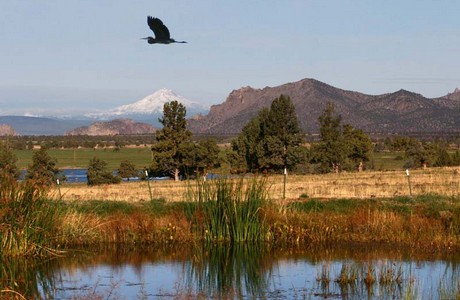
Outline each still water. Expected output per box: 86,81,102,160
20,169,171,183
2,244,459,299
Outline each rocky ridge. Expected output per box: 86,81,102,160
66,119,156,136
187,78,460,134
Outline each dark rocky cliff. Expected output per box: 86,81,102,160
188,78,460,134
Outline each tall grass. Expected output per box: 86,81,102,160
0,170,61,257
186,177,269,243
0,256,56,299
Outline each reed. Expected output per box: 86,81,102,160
185,177,269,243
0,256,57,299
0,171,62,257
316,261,419,299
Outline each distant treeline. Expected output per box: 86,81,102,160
0,134,157,150
1,132,460,151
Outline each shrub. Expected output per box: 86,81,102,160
87,157,121,186
25,148,63,187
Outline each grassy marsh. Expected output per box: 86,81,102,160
1,167,460,258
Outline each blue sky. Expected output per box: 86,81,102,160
1,1,459,116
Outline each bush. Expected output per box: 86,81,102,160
26,148,63,186
87,157,121,186
117,160,139,180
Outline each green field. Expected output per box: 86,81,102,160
371,151,406,170
15,147,153,170
14,147,408,171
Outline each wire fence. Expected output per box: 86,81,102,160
58,167,460,202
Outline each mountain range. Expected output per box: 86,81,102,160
1,79,459,135
187,78,460,134
0,89,207,135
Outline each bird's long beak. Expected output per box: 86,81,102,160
141,37,148,40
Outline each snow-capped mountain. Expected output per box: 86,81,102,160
86,89,208,120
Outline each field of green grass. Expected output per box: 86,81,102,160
15,147,153,169
371,151,406,170
14,147,408,171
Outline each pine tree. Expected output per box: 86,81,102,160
151,101,192,181
0,142,20,179
180,138,220,177
26,148,62,186
87,157,120,186
117,160,139,180
315,102,344,173
342,124,373,171
230,95,305,173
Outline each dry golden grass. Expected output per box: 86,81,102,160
55,167,460,202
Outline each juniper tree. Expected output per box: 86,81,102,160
117,160,139,180
151,101,192,181
0,142,20,179
312,102,344,173
26,148,62,186
180,138,220,177
87,157,120,185
312,103,373,173
230,95,305,173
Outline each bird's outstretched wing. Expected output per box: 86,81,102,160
147,16,170,40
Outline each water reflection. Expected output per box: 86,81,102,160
1,245,459,299
0,256,56,299
183,243,272,298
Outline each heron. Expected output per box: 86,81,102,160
142,16,187,44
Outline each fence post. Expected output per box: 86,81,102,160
406,169,412,197
283,167,287,199
56,179,62,200
145,170,153,201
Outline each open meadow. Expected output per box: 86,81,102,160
56,167,460,202
14,147,153,169
14,147,407,170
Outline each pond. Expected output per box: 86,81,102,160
20,169,171,183
2,244,459,299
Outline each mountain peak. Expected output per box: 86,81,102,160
85,89,208,120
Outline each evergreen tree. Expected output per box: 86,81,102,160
230,109,268,172
262,95,303,171
87,157,120,186
151,101,192,181
404,140,436,169
313,103,344,173
180,138,220,177
452,150,460,166
342,124,373,171
26,148,62,186
117,160,139,180
0,142,20,179
312,103,372,173
230,95,305,173
433,142,452,167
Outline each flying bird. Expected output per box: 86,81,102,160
142,16,187,44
